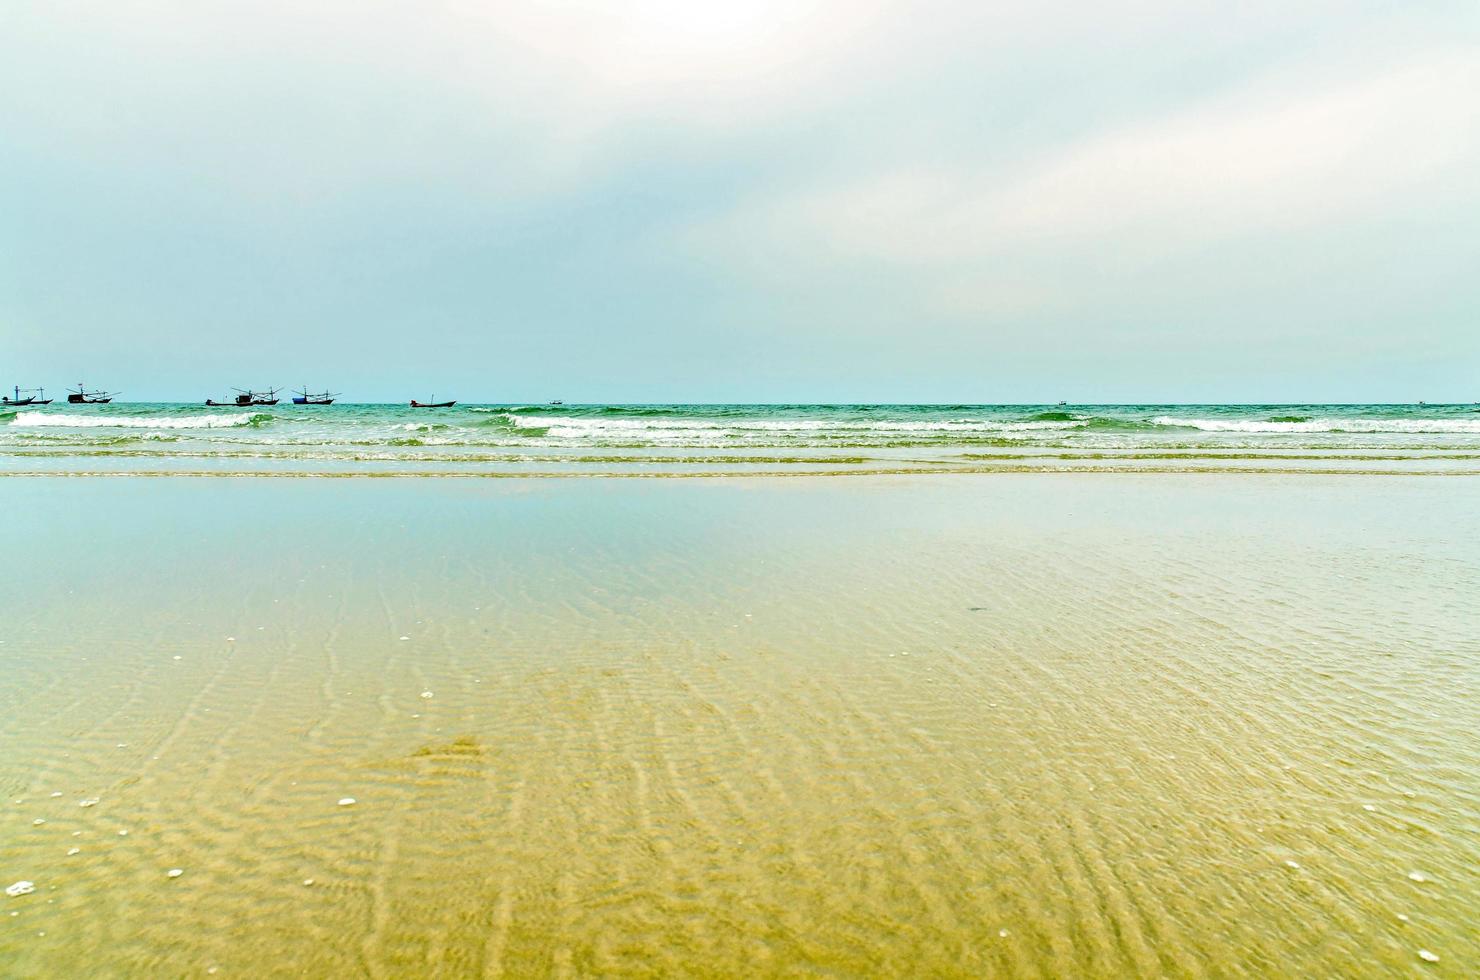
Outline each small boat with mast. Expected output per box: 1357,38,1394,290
292,386,339,405
206,387,280,407
3,386,51,406
68,383,115,404
410,395,456,408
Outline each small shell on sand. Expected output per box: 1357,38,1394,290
49,792,62,798
420,691,434,699
32,819,45,826
1419,949,1439,962
118,830,129,836
303,878,314,886
167,869,183,878
1284,860,1300,869
5,882,35,898
79,799,99,808
338,798,356,806
1408,871,1428,883
66,848,80,856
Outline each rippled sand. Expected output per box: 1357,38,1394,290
2,476,1476,976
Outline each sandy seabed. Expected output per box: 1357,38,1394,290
2,475,1477,977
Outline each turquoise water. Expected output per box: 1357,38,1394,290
3,403,1480,475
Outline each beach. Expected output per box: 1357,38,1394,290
8,0,1476,969
2,473,1476,976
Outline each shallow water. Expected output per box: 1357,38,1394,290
5,403,1480,476
1,476,1477,976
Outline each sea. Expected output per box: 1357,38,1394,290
4,402,1480,476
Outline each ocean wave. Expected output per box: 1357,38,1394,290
8,411,268,429
1151,416,1480,433
500,414,1089,434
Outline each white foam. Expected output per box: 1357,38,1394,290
1152,416,1480,434
512,414,1084,437
9,411,260,429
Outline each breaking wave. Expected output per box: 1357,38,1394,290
1151,416,1480,434
8,411,268,429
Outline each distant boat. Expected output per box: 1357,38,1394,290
292,387,338,405
410,397,456,408
244,387,281,406
1057,400,1067,407
549,400,564,405
3,386,51,406
68,383,115,404
206,387,279,407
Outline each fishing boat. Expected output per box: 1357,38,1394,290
292,387,339,405
206,388,279,407
549,399,564,405
68,383,115,404
410,397,456,408
3,386,51,406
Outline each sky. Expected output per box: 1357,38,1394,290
2,1,1477,403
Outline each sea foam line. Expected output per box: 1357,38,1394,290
8,411,263,429
503,414,1086,433
1152,416,1480,433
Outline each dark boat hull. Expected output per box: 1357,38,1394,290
2,399,35,407
410,401,456,408
292,398,334,405
68,396,112,404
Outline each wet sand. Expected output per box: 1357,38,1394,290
2,476,1477,976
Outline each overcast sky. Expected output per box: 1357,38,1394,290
2,1,1477,402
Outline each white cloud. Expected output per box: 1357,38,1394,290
749,48,1480,265
674,40,1480,325
984,51,1480,243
